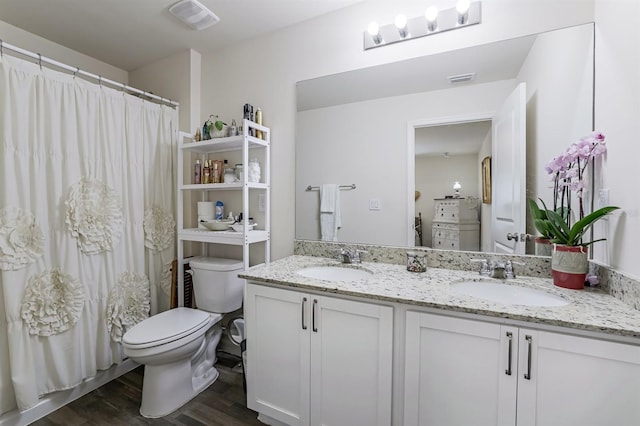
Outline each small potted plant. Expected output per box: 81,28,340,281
543,132,619,289
205,114,227,138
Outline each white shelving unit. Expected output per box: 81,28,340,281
176,119,270,306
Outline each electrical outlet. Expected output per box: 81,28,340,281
369,198,381,211
598,189,610,221
258,193,265,212
598,188,609,207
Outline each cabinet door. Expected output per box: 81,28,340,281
310,296,393,426
516,330,640,426
404,312,518,426
245,284,311,426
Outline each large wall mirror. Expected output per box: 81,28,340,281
295,23,594,255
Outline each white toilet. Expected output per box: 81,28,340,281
122,256,244,418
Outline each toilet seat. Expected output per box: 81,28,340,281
123,307,213,349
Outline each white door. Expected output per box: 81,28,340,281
516,330,640,426
404,312,518,426
245,284,311,426
492,83,526,254
310,296,393,426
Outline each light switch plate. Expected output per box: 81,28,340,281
369,198,381,211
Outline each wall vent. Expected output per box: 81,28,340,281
448,73,476,84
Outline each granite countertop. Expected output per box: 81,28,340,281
240,255,640,340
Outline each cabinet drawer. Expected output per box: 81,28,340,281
432,229,460,241
432,222,458,231
433,238,459,250
436,206,459,221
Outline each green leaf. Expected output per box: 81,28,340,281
545,209,571,244
566,206,619,245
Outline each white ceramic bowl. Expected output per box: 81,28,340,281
201,220,234,231
230,223,257,232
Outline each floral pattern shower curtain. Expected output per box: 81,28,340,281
0,55,177,413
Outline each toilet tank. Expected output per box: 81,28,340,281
188,257,244,313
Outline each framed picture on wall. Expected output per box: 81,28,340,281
482,156,491,204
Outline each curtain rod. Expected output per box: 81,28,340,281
0,39,179,108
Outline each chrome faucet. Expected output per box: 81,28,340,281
336,248,368,264
471,259,525,279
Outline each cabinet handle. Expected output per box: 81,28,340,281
301,297,307,330
524,335,532,380
505,332,513,376
312,299,318,332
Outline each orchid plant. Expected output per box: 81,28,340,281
545,131,607,222
543,132,618,246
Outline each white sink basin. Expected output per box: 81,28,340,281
450,280,569,307
296,266,373,282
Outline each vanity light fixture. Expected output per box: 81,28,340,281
364,1,481,50
453,181,462,198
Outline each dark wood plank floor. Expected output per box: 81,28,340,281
32,354,264,426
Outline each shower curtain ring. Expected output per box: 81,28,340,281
1,40,3,57
98,75,102,87
37,53,42,70
73,67,79,78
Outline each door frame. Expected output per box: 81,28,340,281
406,112,494,247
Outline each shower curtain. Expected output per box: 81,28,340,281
0,55,177,414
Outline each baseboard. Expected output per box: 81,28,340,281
0,359,138,426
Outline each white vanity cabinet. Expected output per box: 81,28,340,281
245,283,393,426
404,311,640,426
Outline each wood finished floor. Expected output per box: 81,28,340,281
32,354,264,426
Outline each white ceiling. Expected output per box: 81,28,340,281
415,121,492,157
0,0,364,71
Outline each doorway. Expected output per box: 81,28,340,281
407,113,493,248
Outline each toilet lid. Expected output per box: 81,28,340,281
122,307,211,349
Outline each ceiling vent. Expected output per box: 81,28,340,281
448,73,476,84
169,0,220,31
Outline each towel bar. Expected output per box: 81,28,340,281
306,184,356,191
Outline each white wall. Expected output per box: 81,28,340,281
202,0,595,260
593,0,640,277
295,80,514,246
517,23,594,225
0,20,127,83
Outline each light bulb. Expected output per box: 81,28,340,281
367,21,379,37
425,6,438,31
456,0,471,15
453,181,462,190
367,21,383,44
395,14,407,29
456,0,471,24
395,14,408,36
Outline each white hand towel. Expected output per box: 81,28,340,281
320,184,341,241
